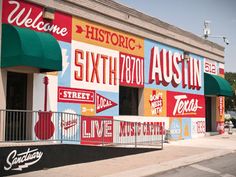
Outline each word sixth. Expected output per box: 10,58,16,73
74,49,117,85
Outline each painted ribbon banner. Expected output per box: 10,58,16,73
80,116,113,145
58,86,95,104
167,91,205,117
119,52,144,87
72,17,144,57
2,0,72,42
96,94,117,113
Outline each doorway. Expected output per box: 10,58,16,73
205,97,212,132
5,72,28,140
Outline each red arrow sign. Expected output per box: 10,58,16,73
96,94,117,113
76,25,84,34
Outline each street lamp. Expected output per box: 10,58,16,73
203,20,229,45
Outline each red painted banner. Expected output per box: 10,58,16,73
2,0,72,42
58,86,95,104
96,94,117,113
167,91,205,117
119,52,144,87
80,116,113,145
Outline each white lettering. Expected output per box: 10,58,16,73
4,148,43,171
7,0,68,37
173,95,202,115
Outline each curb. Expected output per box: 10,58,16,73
102,149,235,177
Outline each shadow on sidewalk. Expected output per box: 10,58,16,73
0,144,160,176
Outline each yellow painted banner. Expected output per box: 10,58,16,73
216,96,225,122
143,88,166,116
72,17,144,57
81,104,95,116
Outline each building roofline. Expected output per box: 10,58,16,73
94,0,224,51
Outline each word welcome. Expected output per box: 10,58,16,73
7,0,68,36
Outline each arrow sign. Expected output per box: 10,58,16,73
76,25,84,34
96,94,117,113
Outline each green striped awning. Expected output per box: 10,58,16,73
204,73,233,97
1,24,62,72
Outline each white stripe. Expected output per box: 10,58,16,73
221,174,236,177
190,164,221,174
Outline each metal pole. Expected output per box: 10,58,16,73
161,126,163,150
60,112,63,144
102,118,104,146
135,122,137,148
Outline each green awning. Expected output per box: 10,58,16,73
204,73,233,97
1,24,62,72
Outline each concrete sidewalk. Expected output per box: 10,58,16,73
10,133,236,177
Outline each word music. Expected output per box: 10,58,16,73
7,0,68,36
74,49,117,85
149,47,202,90
119,121,165,136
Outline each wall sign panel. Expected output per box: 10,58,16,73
119,52,144,87
191,118,205,138
71,41,119,92
145,39,204,95
143,88,167,116
2,0,72,42
80,116,113,145
167,91,205,117
72,17,144,57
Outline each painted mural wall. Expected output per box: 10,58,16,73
2,0,226,141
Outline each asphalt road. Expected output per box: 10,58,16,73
149,152,236,177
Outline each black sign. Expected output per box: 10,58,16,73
0,144,158,176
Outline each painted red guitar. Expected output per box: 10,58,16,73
34,76,55,140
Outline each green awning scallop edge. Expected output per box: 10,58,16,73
1,24,62,72
204,73,233,97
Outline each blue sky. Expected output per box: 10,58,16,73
116,0,236,72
